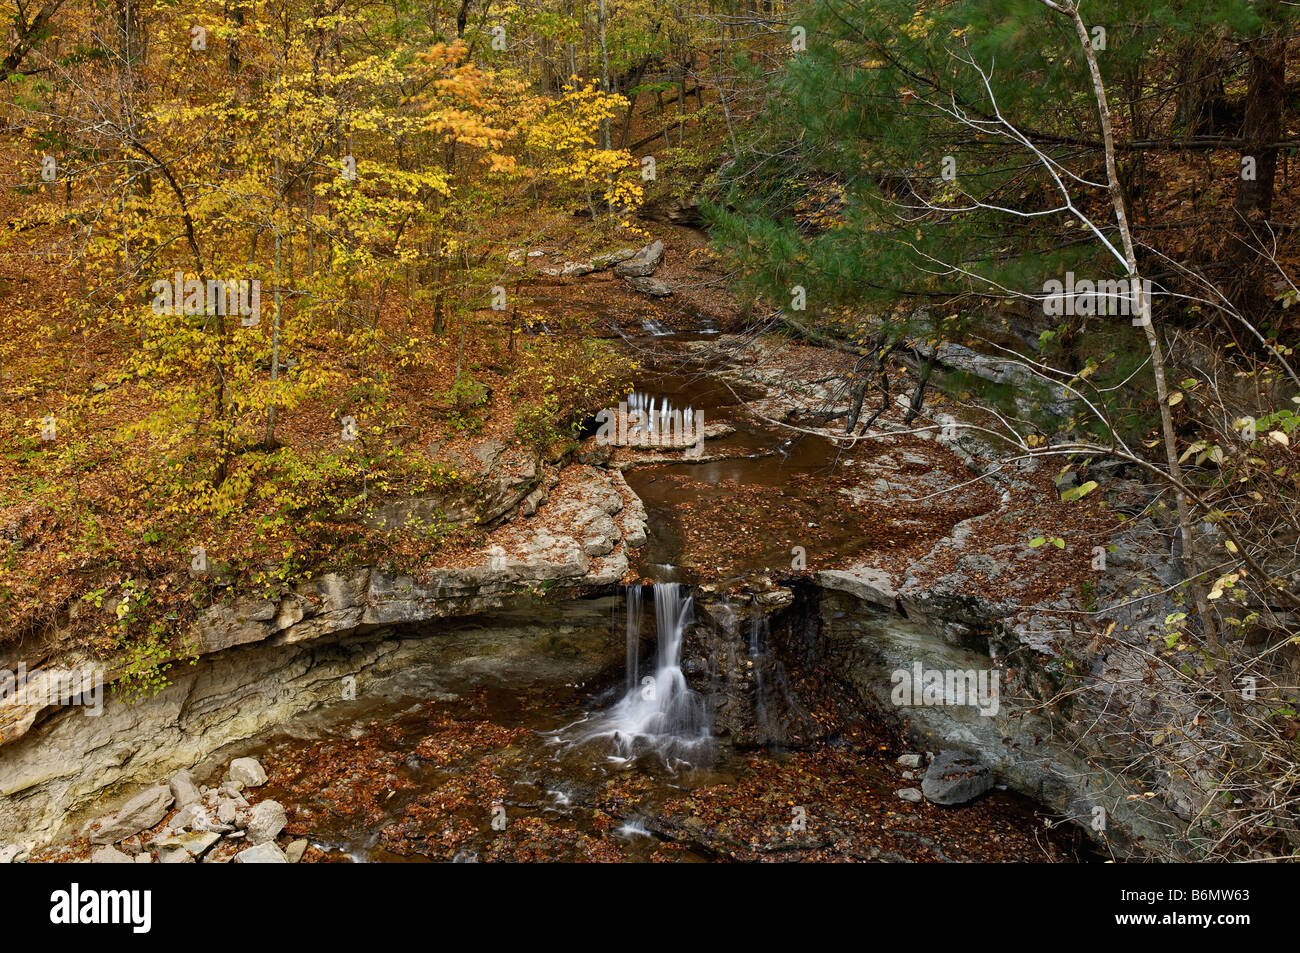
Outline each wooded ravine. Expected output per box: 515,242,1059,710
0,0,1297,871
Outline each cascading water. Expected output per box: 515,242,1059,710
557,582,710,767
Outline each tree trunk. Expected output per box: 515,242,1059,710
1231,12,1285,312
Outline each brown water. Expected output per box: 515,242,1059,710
214,318,1085,863
212,583,1087,864
618,333,954,585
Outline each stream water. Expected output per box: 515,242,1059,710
553,583,710,769
198,316,1086,862
222,582,1081,863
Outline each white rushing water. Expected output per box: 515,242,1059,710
557,582,710,767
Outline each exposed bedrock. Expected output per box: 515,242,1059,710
0,597,627,846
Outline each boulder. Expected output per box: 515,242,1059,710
614,240,664,278
235,843,287,863
284,839,309,864
168,769,202,809
921,750,994,806
245,800,287,845
624,276,672,297
895,788,924,803
640,195,701,226
88,785,174,844
217,798,238,825
90,846,134,863
226,757,267,788
591,248,635,270
153,830,221,859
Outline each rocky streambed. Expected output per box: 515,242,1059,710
1,310,1205,862
22,586,1091,864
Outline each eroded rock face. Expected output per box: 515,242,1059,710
816,586,1179,857
1,463,646,747
686,586,834,750
0,595,630,845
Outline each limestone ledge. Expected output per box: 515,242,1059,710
0,465,646,753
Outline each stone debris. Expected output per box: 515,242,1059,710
921,750,994,806
87,785,174,845
235,842,288,863
226,757,268,788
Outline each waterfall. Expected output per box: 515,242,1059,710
557,583,710,767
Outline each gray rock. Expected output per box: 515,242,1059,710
226,757,267,788
818,566,899,609
171,804,202,831
153,830,221,859
168,769,202,808
245,800,287,845
284,839,309,864
235,843,287,863
591,248,634,270
624,276,672,297
895,788,924,803
88,785,174,844
614,240,664,278
0,845,19,864
157,847,195,864
921,750,994,805
217,798,237,825
134,853,152,863
896,753,923,769
90,846,134,863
